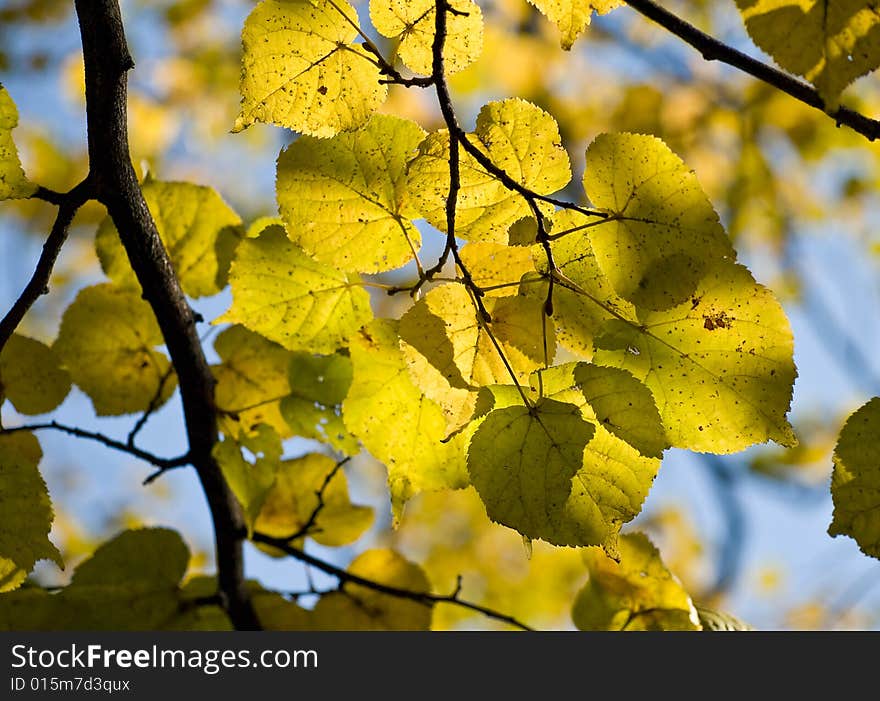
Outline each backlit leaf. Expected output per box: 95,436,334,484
408,98,570,242
572,532,701,631
254,452,373,548
370,0,483,75
280,352,359,454
311,549,432,629
528,0,621,50
583,132,734,310
459,242,536,298
96,178,242,298
828,397,880,558
213,325,294,439
235,0,386,136
53,284,177,416
0,432,61,592
593,260,797,453
343,320,468,520
0,84,34,200
735,0,880,109
216,227,373,354
276,114,425,273
0,334,71,415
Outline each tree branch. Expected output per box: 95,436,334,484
73,0,258,629
251,532,534,631
0,421,189,471
0,179,92,354
622,0,880,141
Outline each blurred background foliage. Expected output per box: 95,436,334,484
2,0,880,629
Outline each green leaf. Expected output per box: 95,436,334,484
0,334,71,415
0,84,35,200
527,0,620,50
0,528,191,630
583,132,734,310
572,532,701,631
251,589,313,630
280,351,359,454
216,227,373,354
254,452,373,548
408,98,570,242
276,114,425,273
399,283,551,390
342,320,468,520
311,549,432,630
0,432,61,592
213,325,294,439
71,528,189,588
593,260,797,454
696,605,754,631
96,178,243,298
735,0,880,110
212,424,283,530
370,0,483,75
235,0,386,136
468,397,615,548
828,397,880,558
53,284,177,416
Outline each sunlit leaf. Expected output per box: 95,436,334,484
572,532,701,631
408,98,570,242
96,178,242,298
311,549,432,629
216,227,373,354
235,0,386,136
276,114,424,273
0,84,34,200
370,0,483,75
528,0,621,50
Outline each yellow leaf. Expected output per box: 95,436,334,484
0,84,34,200
212,325,294,439
96,178,242,298
311,549,432,629
216,227,373,354
370,0,483,75
0,334,71,415
828,397,880,558
583,132,734,310
254,452,373,548
408,98,570,242
276,114,425,273
736,0,880,109
235,0,386,136
593,260,797,453
458,241,536,297
572,532,701,631
0,432,61,592
528,0,621,50
53,284,177,416
342,320,468,520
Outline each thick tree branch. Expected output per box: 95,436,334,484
622,0,880,141
252,532,534,631
0,421,189,471
73,0,258,629
0,179,92,353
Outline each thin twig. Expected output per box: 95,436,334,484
0,178,93,354
278,457,351,542
0,421,190,471
127,365,176,447
622,0,880,141
252,532,534,630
